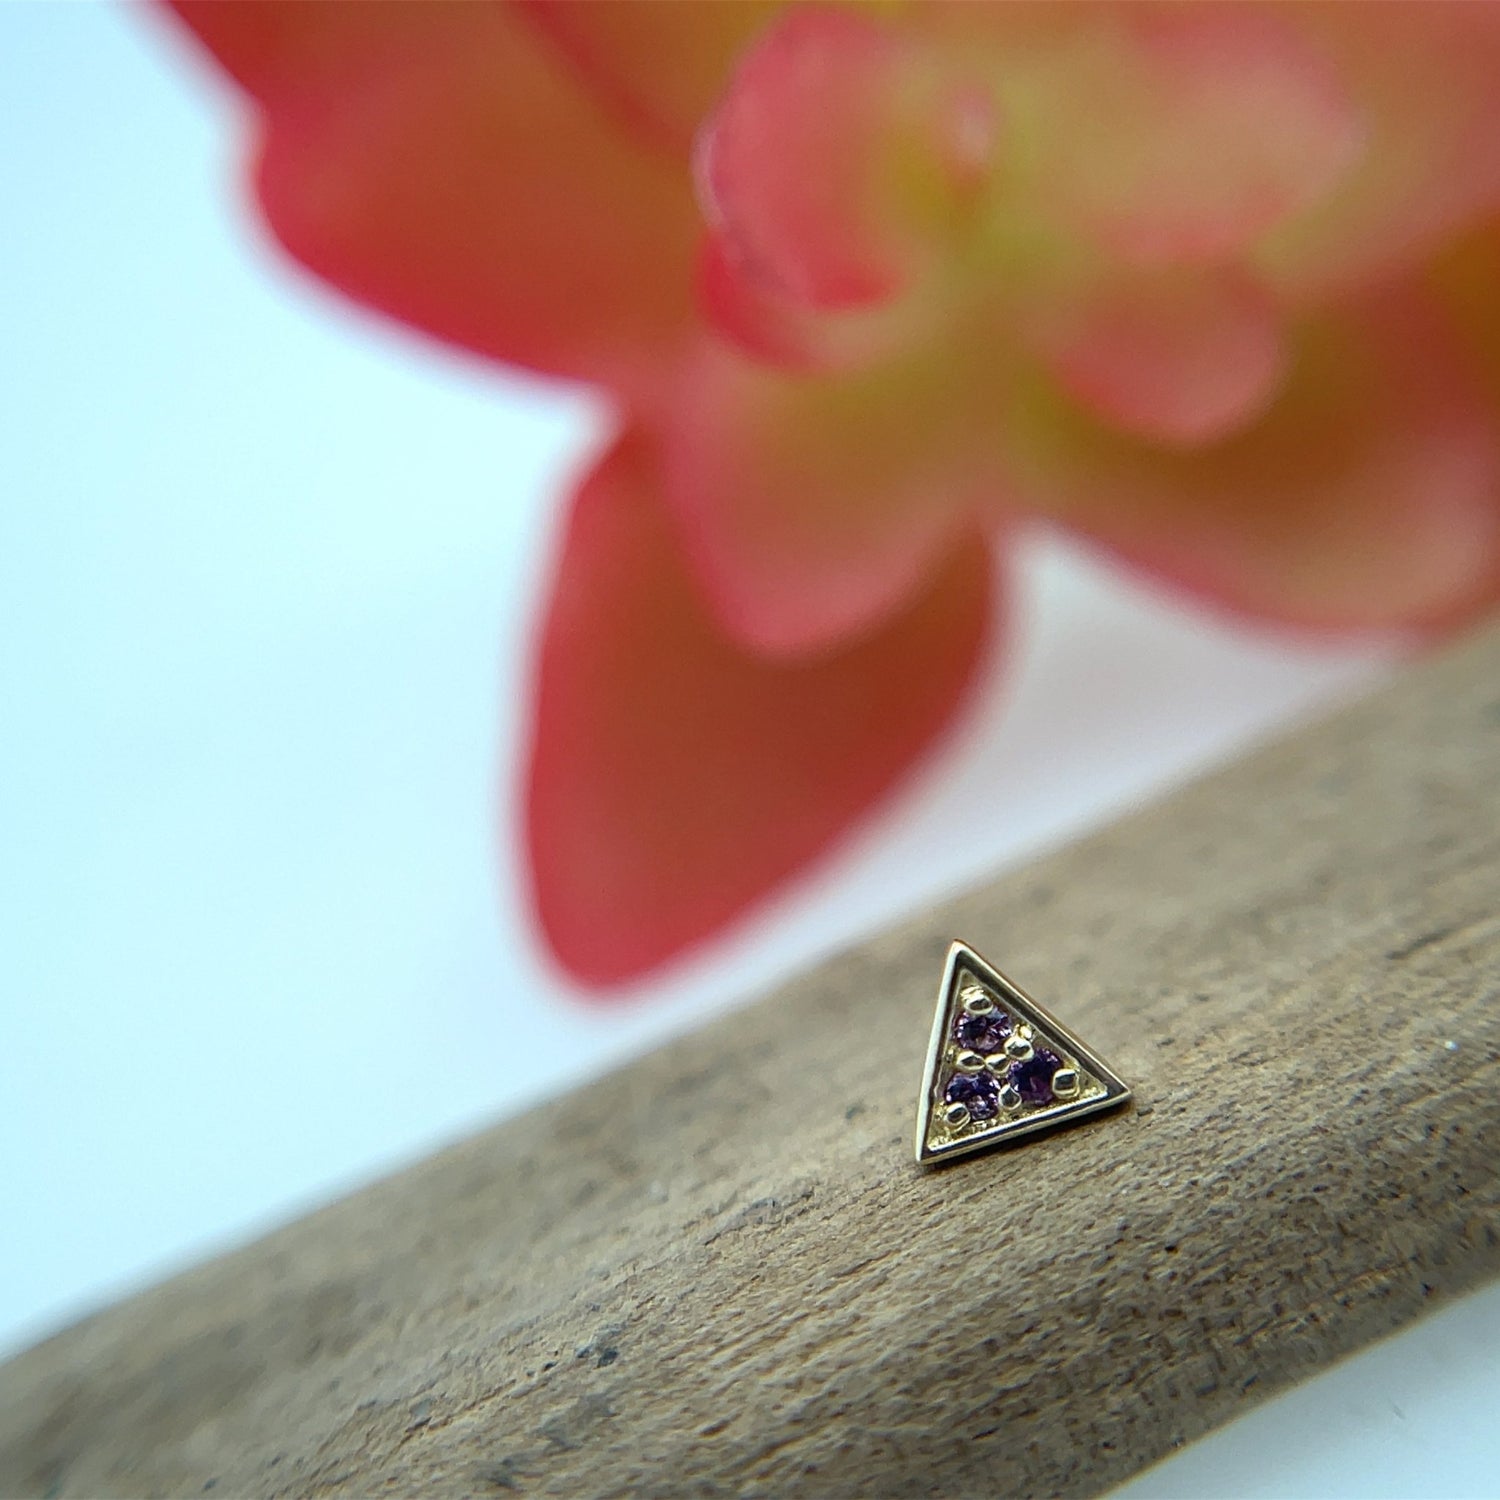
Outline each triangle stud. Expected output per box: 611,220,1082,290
915,940,1131,1165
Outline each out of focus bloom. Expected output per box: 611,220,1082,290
163,1,1500,984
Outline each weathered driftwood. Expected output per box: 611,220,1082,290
3,625,1499,1500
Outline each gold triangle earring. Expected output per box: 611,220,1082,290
914,940,1132,1165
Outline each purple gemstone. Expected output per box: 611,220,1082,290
952,1008,1013,1054
944,1071,1001,1121
1009,1047,1063,1106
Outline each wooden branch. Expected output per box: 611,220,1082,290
4,625,1500,1500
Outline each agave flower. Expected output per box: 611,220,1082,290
162,0,1500,985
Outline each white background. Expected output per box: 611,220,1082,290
1,7,1495,1495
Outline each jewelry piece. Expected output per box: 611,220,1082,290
914,940,1131,1165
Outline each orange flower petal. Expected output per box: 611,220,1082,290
1010,287,1500,630
1021,265,1287,446
524,430,995,985
665,336,1002,655
162,0,700,397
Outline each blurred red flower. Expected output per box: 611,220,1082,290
164,1,1500,985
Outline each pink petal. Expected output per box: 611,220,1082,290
1030,6,1363,266
514,0,780,155
1022,265,1287,446
696,4,998,309
1259,3,1500,302
697,229,940,374
664,337,1005,655
523,430,995,986
161,0,700,398
1010,286,1500,630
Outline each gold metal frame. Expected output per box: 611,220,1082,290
914,939,1131,1165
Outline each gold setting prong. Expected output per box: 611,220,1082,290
959,985,994,1017
954,1050,986,1074
1004,1033,1033,1062
942,1101,971,1128
1052,1068,1080,1100
998,1084,1023,1112
982,1052,1008,1074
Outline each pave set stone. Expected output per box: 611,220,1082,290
1009,1046,1063,1104
943,1069,1004,1121
942,995,1071,1125
952,1008,1012,1054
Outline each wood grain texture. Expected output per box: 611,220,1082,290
4,624,1500,1500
